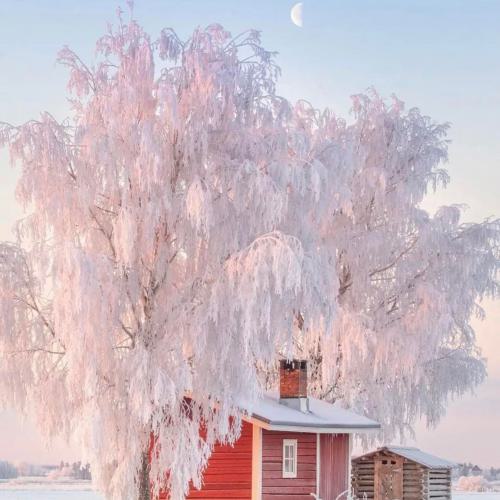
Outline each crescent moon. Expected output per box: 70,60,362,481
290,2,303,28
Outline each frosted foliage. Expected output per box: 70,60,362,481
0,13,498,500
457,476,488,492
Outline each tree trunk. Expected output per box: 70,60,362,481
138,452,151,500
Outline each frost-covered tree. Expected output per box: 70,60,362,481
0,10,498,500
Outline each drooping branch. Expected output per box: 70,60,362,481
0,15,498,500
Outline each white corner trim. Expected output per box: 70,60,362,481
347,433,353,493
316,433,321,498
252,424,262,500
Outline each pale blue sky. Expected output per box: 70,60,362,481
0,0,499,467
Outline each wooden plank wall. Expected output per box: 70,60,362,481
427,468,451,500
261,430,317,500
160,420,253,499
375,456,404,500
320,434,349,500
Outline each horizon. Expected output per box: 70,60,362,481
0,0,499,472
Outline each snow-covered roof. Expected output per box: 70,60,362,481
356,446,456,469
385,447,456,468
248,393,380,433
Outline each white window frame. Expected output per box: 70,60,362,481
282,439,298,478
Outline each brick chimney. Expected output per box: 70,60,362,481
279,359,309,412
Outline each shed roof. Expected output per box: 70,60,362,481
248,393,380,433
355,446,456,469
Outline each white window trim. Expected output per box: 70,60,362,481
282,439,298,478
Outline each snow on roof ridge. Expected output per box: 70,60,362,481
249,392,380,431
384,445,419,450
355,445,456,468
384,446,456,468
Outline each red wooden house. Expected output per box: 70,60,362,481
163,360,379,500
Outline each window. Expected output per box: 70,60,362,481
282,439,298,478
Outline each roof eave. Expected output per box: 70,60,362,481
354,447,456,469
246,415,381,434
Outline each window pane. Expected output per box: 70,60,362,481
283,440,297,478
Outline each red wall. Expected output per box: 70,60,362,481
261,430,317,500
319,434,349,500
160,420,253,500
158,424,350,500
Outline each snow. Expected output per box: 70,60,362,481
0,477,103,499
453,494,500,500
0,10,498,500
250,394,380,431
456,476,491,492
0,477,95,491
383,446,456,469
0,493,101,500
0,482,497,500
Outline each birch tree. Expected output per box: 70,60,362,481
0,12,498,500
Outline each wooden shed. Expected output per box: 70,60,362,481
352,447,455,500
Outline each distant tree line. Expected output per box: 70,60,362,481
0,460,18,479
69,461,92,480
454,463,500,481
47,461,92,480
0,460,91,480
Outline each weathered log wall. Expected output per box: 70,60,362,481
427,468,451,500
351,457,375,499
402,460,426,500
352,452,452,500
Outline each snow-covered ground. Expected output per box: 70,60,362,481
0,480,498,500
454,494,500,500
0,491,102,500
0,477,103,499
